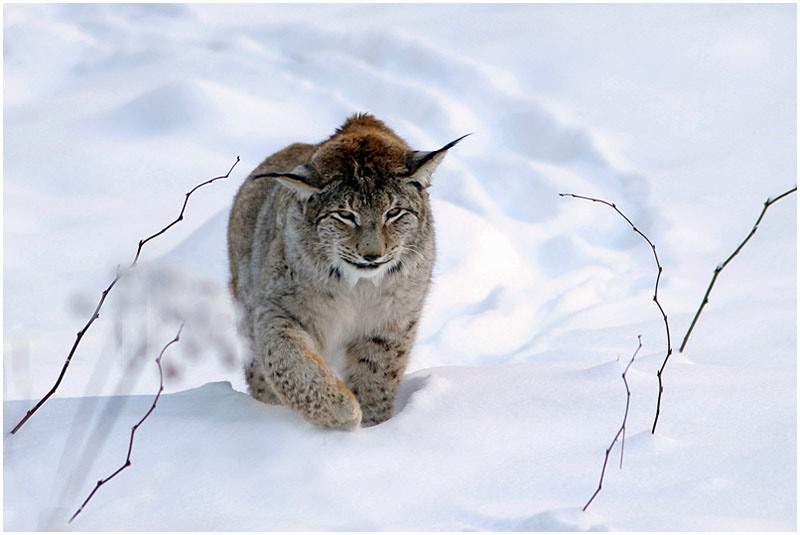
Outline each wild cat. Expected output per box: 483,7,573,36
227,113,466,428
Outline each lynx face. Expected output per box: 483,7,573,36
263,122,468,288
308,178,427,285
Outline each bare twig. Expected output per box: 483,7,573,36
559,193,673,434
617,336,641,470
9,157,240,436
69,324,183,524
583,336,642,511
679,185,797,353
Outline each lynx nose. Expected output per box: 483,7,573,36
358,225,386,262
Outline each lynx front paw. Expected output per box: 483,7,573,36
360,406,393,427
305,384,362,430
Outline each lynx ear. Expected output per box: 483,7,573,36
252,165,321,199
405,133,471,189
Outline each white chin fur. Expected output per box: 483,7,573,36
339,261,392,287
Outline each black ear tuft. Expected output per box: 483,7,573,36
251,165,321,199
252,172,308,182
405,133,471,189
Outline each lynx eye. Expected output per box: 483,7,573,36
385,207,405,223
331,210,358,225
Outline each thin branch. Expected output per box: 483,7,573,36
9,157,240,436
583,336,642,512
679,185,797,353
559,193,673,434
617,336,641,470
132,160,240,264
69,324,183,524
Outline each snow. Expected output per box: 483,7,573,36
3,3,796,531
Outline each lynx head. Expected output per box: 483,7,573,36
263,114,467,285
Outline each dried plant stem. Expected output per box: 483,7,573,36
679,185,797,353
10,272,121,437
559,193,673,434
69,325,183,524
9,157,240,436
583,336,642,512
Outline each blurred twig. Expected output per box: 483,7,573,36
69,324,183,524
583,335,642,511
679,185,797,353
9,157,240,436
559,193,673,434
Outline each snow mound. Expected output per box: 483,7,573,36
6,368,622,531
93,80,223,136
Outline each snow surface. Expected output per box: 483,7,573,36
3,3,796,531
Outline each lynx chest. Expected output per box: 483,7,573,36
303,281,396,379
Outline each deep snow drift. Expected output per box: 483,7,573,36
3,4,796,531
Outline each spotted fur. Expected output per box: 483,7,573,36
227,113,464,428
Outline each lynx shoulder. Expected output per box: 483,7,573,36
227,113,466,428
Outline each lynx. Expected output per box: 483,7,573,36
227,113,466,428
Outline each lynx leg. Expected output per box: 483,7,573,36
257,316,362,429
245,357,281,404
345,336,410,427
236,303,282,404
